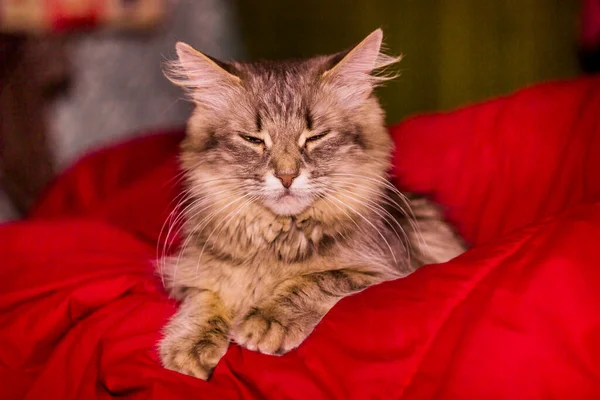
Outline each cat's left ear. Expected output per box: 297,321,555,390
322,29,400,106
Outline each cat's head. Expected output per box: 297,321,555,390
168,29,400,217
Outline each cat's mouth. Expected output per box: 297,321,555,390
278,190,295,198
262,189,314,216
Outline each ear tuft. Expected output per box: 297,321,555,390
164,42,241,110
323,29,402,106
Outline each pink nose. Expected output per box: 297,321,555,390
276,173,298,188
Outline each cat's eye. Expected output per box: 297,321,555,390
240,134,264,145
305,130,330,144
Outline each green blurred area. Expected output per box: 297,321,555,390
234,0,580,124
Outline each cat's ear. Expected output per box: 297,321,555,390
165,42,241,109
322,29,400,107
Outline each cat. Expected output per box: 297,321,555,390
158,29,466,380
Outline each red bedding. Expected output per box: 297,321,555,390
2,77,600,399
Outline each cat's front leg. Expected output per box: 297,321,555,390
159,289,231,380
232,269,381,355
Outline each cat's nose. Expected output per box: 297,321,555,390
275,172,298,188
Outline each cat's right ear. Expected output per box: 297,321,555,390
165,42,241,109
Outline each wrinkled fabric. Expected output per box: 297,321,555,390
1,77,600,399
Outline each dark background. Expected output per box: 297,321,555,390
235,1,580,122
0,0,591,219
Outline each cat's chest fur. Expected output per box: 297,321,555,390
174,203,347,312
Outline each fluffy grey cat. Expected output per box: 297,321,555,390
158,29,465,380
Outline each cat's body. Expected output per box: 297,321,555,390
159,29,465,380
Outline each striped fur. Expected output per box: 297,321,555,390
158,29,465,380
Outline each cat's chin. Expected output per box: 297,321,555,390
262,194,312,216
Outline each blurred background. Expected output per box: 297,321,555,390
1,0,599,221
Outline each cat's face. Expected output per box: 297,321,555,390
170,29,399,217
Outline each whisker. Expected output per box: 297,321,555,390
159,195,211,284
156,190,192,283
183,194,249,279
330,186,411,265
328,179,417,243
325,193,398,264
161,170,185,191
329,173,427,248
320,193,370,239
159,185,243,266
211,195,259,249
170,191,246,284
319,185,409,261
194,194,258,277
158,176,253,252
313,194,349,242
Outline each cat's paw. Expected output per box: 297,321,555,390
159,330,228,380
232,307,316,355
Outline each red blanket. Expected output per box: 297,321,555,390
2,77,600,399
